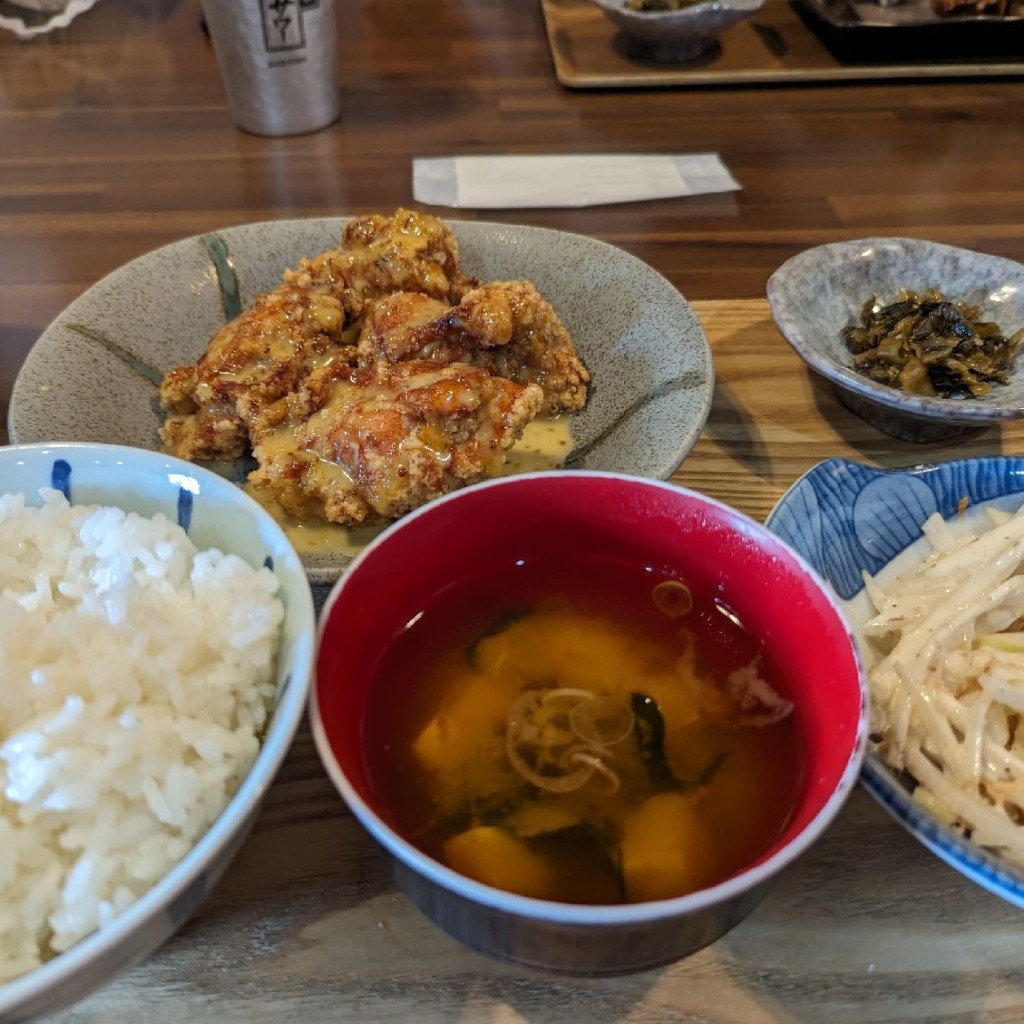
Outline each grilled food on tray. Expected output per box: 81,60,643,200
931,0,1024,14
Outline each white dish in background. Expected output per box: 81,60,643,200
9,218,714,584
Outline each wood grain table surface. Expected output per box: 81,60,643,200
3,0,1024,1020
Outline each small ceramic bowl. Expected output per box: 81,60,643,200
766,237,1024,443
589,0,764,62
0,442,316,1022
313,471,867,975
767,455,1024,908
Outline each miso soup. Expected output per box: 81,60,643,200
362,554,803,905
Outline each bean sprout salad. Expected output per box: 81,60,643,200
863,501,1024,866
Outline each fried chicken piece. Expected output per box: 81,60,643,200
160,284,353,461
248,360,543,525
354,292,453,359
283,207,478,323
357,281,590,415
160,210,477,463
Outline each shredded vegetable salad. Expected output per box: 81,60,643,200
863,502,1024,865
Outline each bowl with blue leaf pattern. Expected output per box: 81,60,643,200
767,454,1024,908
0,442,316,1021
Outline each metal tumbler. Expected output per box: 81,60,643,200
201,0,342,137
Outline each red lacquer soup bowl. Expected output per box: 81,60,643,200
312,471,867,975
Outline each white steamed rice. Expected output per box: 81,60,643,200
0,489,284,983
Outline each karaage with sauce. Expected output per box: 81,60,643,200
159,209,589,526
248,360,544,525
356,280,590,416
160,284,349,462
283,207,478,320
161,209,472,462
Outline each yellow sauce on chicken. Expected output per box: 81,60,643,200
254,424,356,493
242,415,575,558
499,415,574,476
259,508,387,557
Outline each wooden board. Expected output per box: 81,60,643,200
49,300,1024,1024
541,0,1024,88
674,300,1024,524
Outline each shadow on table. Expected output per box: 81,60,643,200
467,792,1024,1024
708,789,1024,1023
702,375,775,479
805,364,1012,469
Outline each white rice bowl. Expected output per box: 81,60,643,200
0,490,283,981
0,443,315,1021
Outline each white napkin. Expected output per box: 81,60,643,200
413,153,740,209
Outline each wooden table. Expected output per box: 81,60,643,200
3,1,1024,1020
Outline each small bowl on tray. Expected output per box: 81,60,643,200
766,237,1024,443
589,0,764,63
0,442,316,1021
313,471,867,974
767,455,1024,909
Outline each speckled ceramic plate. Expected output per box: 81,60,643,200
766,237,1024,443
8,218,713,583
767,456,1024,909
